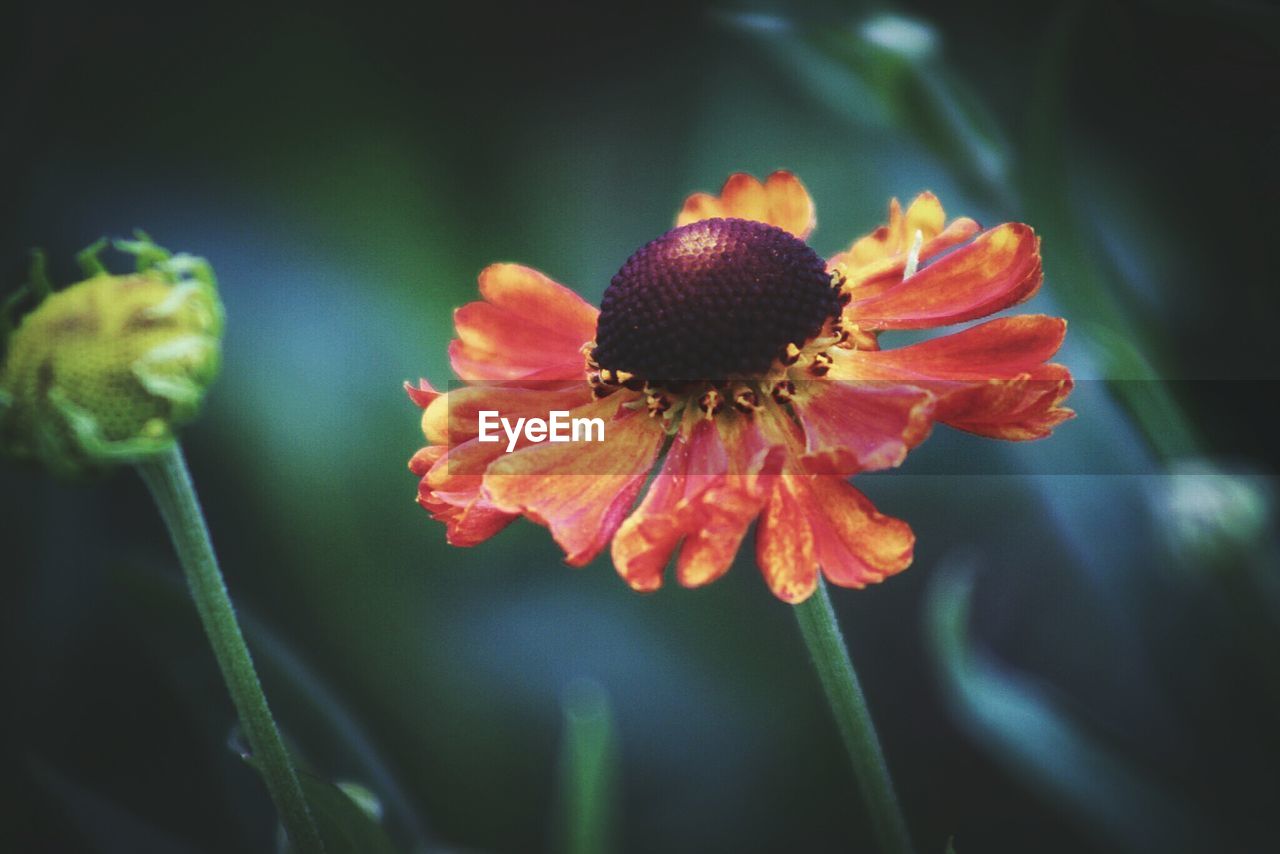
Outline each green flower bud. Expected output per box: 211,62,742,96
0,233,224,477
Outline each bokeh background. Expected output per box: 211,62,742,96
3,2,1279,852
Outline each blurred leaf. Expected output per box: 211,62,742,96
719,10,1013,206
335,781,384,824
241,755,400,854
1021,5,1200,461
926,562,1206,852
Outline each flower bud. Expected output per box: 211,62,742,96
0,233,224,476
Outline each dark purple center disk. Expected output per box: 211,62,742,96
592,218,840,384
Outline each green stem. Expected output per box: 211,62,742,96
136,443,325,854
559,678,616,854
795,579,914,854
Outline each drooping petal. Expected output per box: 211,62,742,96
749,402,915,599
846,223,1042,330
755,473,818,603
611,419,727,592
610,414,784,592
791,381,935,474
676,171,816,239
482,401,665,566
676,415,785,588
804,475,915,588
450,263,598,383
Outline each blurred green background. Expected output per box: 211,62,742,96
3,2,1279,852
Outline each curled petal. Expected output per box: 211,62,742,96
677,171,816,239
846,223,1042,330
935,366,1075,440
408,444,444,477
450,263,598,383
482,402,665,566
404,378,442,409
792,381,935,474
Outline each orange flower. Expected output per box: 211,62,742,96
407,172,1072,602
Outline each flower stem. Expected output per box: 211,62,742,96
794,578,914,854
136,444,325,854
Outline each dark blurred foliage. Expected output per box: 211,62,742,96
2,1,1279,852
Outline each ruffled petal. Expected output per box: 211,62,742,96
676,171,816,239
412,443,518,547
933,365,1074,440
450,263,598,384
482,401,665,566
676,416,784,588
611,415,783,592
831,316,1074,440
846,223,1042,330
791,381,935,474
804,475,915,588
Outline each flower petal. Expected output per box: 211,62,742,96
676,171,816,239
404,378,442,409
611,419,727,592
676,416,785,588
413,444,518,547
804,475,915,588
450,263,598,383
934,365,1075,440
482,401,665,566
830,192,980,278
792,381,935,474
840,315,1067,379
611,415,784,592
831,316,1074,440
755,473,818,603
846,223,1042,330
833,218,982,298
